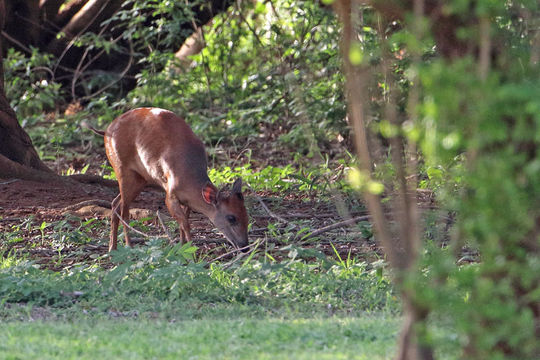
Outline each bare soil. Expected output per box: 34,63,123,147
0,169,379,271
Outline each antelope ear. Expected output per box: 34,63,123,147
232,177,243,194
202,183,218,205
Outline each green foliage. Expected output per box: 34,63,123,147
209,160,350,193
110,0,197,53
123,0,346,154
0,238,396,314
412,2,540,358
4,48,63,123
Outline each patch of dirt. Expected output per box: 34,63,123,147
0,175,380,271
0,178,168,222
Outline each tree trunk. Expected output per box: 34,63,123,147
0,153,57,180
333,1,433,359
0,0,51,175
0,0,234,180
2,0,234,99
368,0,475,58
46,0,123,55
39,0,65,23
39,0,88,47
365,1,539,358
396,297,433,360
0,0,4,88
0,103,52,173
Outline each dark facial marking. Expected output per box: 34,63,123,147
226,215,237,225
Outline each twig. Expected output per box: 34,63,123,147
67,174,118,188
71,21,113,99
249,227,270,232
156,210,174,244
0,217,25,222
184,0,212,98
232,146,253,167
299,215,371,241
282,212,336,219
222,240,264,269
235,0,264,46
78,40,134,101
268,0,281,21
112,207,150,238
222,252,249,269
249,189,290,224
31,66,55,78
1,31,32,53
0,31,75,76
0,179,19,185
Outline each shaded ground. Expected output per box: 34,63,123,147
0,172,381,270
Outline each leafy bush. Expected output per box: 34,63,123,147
209,161,350,193
4,48,63,124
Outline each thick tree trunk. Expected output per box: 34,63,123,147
46,0,123,55
0,0,234,180
0,153,57,180
0,0,4,87
39,0,88,47
0,103,52,173
0,0,51,175
2,0,234,99
0,0,237,182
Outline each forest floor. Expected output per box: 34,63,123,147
0,153,389,270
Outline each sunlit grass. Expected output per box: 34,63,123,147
0,316,399,360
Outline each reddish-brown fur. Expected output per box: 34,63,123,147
96,107,249,252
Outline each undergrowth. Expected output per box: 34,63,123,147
0,238,396,319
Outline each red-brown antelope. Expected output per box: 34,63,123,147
86,107,249,252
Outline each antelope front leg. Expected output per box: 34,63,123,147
165,194,192,244
179,205,192,244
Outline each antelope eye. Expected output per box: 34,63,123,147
226,215,237,225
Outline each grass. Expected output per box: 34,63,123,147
0,246,461,360
0,315,399,360
0,239,408,359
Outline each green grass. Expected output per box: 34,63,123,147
0,240,460,359
0,315,399,360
